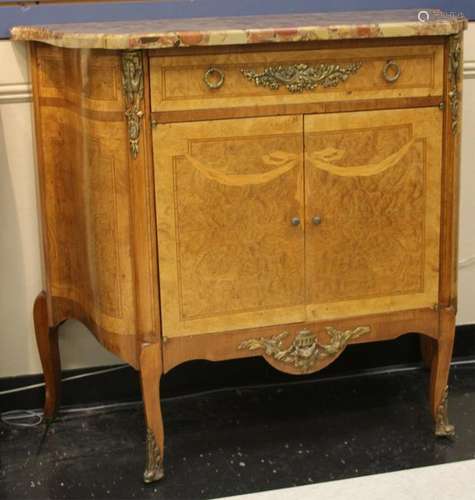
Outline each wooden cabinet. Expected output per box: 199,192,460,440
13,9,466,485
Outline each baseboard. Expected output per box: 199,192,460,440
1,324,474,413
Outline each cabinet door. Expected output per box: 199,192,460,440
304,108,442,321
154,115,305,337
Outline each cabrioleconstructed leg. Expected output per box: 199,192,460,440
430,307,456,437
140,343,165,483
33,291,61,422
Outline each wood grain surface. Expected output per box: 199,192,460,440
150,43,443,115
31,44,159,367
304,107,442,321
154,115,306,337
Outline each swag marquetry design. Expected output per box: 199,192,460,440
122,51,144,158
238,326,370,373
21,9,466,485
306,138,415,177
241,62,362,93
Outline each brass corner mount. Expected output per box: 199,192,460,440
122,51,144,159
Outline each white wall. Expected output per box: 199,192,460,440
459,26,475,321
1,28,475,377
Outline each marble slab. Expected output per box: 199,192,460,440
10,9,467,50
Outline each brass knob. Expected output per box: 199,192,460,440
204,67,225,89
312,215,322,225
383,60,401,83
291,217,301,226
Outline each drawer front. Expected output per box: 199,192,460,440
150,44,443,114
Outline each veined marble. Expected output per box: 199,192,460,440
10,9,467,50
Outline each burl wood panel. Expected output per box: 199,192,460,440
149,44,443,116
31,44,159,366
154,115,306,337
304,107,442,321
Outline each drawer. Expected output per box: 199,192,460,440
149,44,444,115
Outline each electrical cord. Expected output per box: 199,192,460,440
0,364,129,427
0,364,128,396
2,357,475,429
1,401,142,427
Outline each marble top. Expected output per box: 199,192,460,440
10,9,467,50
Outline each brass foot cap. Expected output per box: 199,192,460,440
435,423,455,438
143,466,165,484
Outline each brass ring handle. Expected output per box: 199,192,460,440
382,60,401,83
204,67,225,89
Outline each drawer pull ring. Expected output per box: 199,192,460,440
238,326,370,373
291,216,301,226
383,60,401,83
241,62,362,93
204,67,225,89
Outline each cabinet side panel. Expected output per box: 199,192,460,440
31,44,148,365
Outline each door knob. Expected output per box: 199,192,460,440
312,215,322,225
291,216,301,226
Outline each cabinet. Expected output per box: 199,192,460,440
12,9,466,485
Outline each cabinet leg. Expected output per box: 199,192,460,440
33,291,61,422
140,343,165,483
430,307,456,438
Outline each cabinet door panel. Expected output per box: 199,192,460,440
304,108,442,320
154,115,305,337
